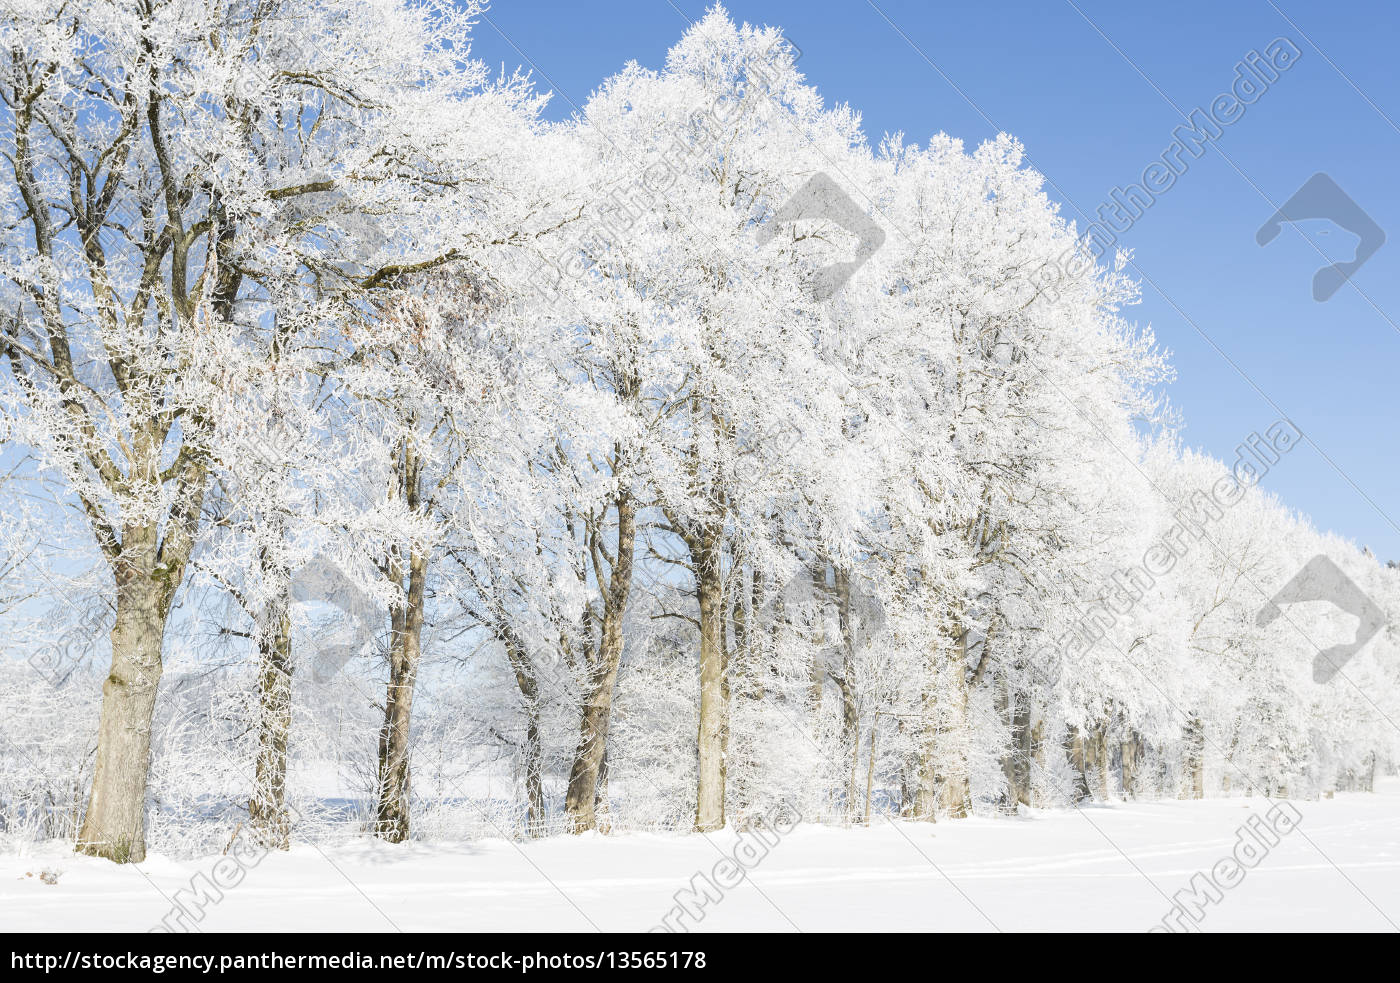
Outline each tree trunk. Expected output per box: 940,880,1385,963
912,633,942,822
524,703,544,834
806,563,826,716
913,739,939,821
1121,731,1142,800
938,628,971,819
897,719,914,818
1030,715,1047,806
564,664,620,832
248,596,293,850
563,663,620,832
75,553,170,863
1067,725,1092,802
1184,717,1205,799
693,526,726,832
1088,722,1111,801
375,546,426,842
1001,683,1033,810
564,494,636,832
505,637,544,836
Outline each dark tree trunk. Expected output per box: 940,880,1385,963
1067,725,1092,803
248,595,293,850
564,493,636,832
76,530,177,863
375,545,427,843
505,636,545,836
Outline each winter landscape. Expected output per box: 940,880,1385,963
1,0,1397,938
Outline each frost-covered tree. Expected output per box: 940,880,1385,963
0,0,546,861
0,2,1392,860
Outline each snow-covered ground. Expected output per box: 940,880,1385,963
5,781,1399,933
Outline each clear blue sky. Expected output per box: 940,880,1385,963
470,0,1399,561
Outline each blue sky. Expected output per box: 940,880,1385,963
470,0,1399,561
